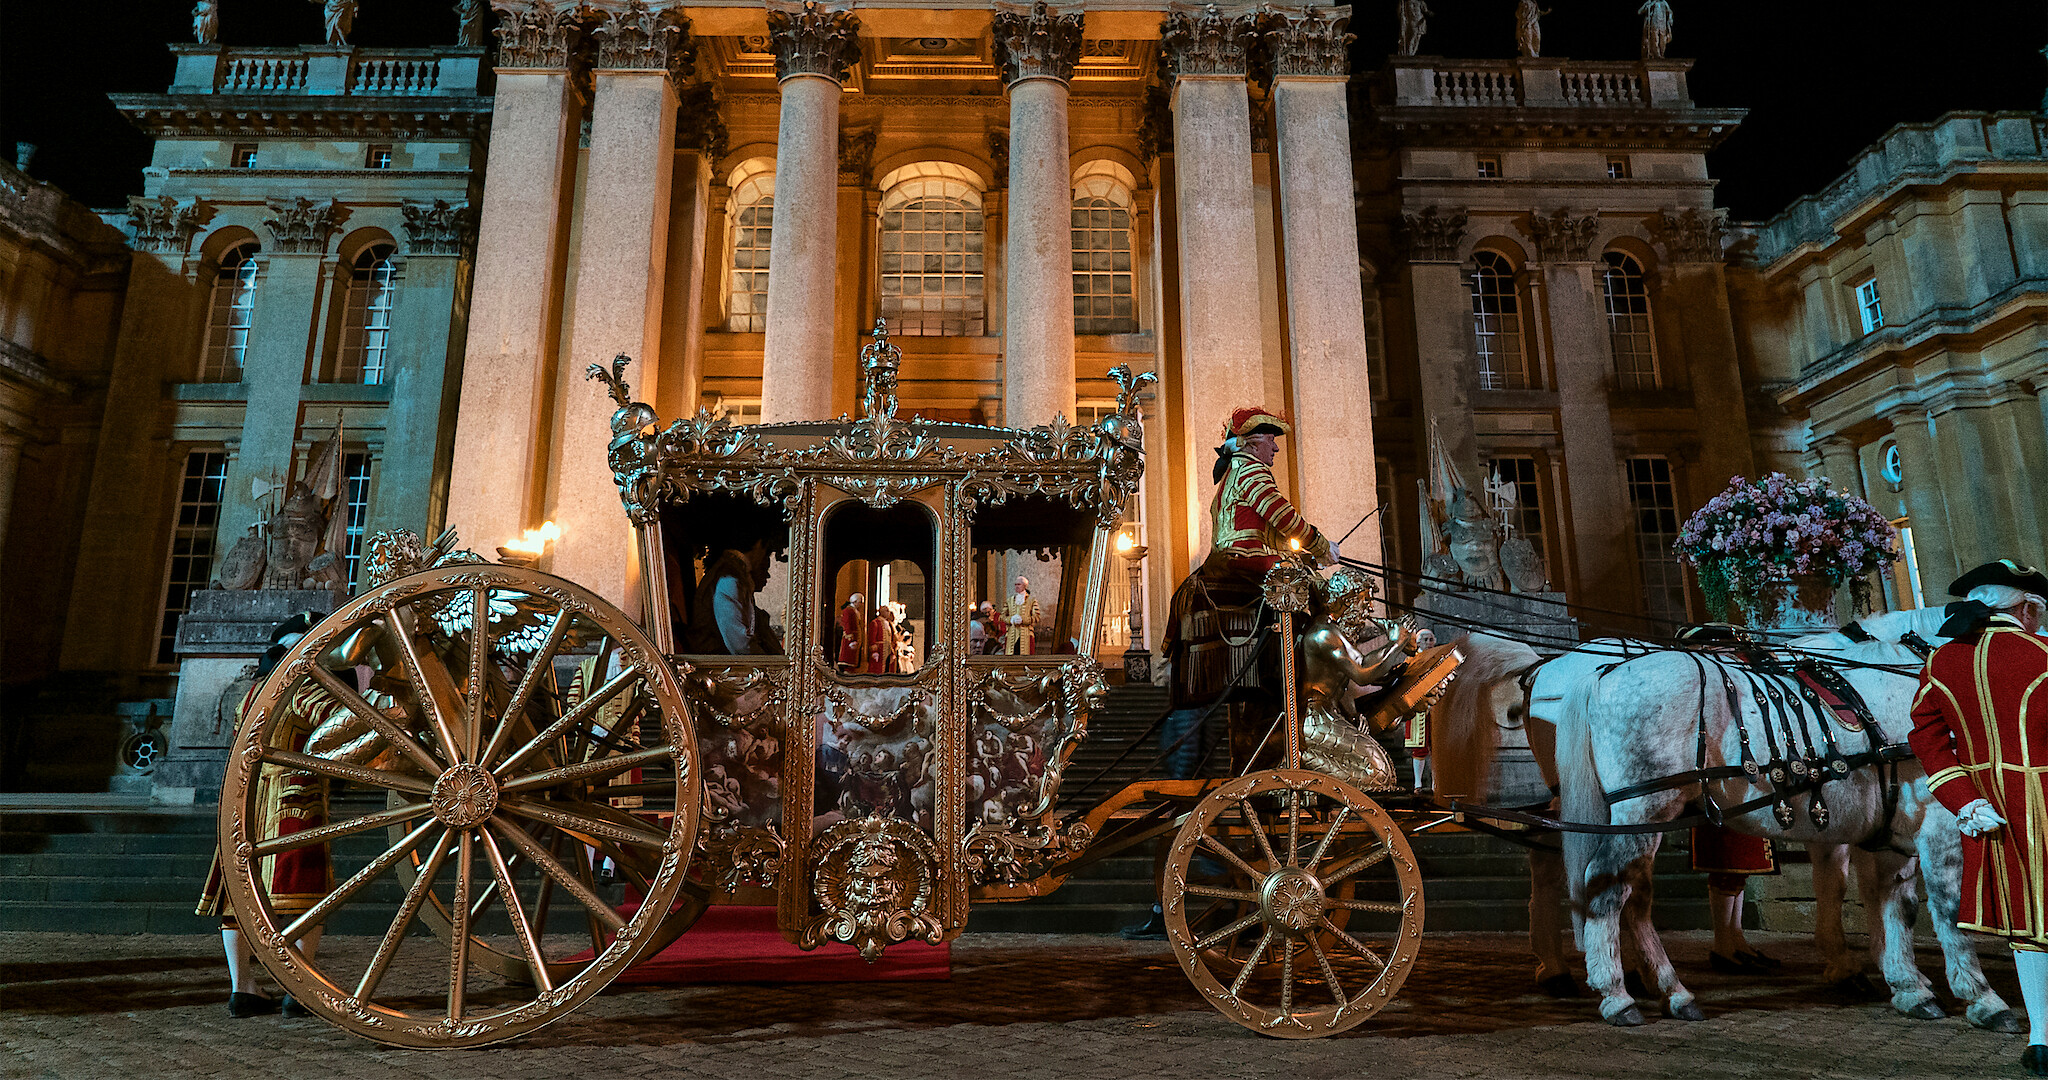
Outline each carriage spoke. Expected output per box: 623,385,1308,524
260,746,432,795
463,586,490,763
488,815,628,933
1194,911,1263,951
1183,883,1261,903
355,828,456,1003
1230,929,1275,996
1306,806,1350,871
1198,834,1267,884
1277,939,1297,1018
1307,933,1348,1007
480,829,555,995
1318,916,1387,972
448,830,474,1021
1240,800,1283,871
387,606,467,765
252,801,431,858
495,667,643,778
281,818,439,942
1286,791,1306,868
307,666,441,776
1317,843,1389,888
1334,899,1404,915
500,745,673,795
498,796,669,851
480,610,573,767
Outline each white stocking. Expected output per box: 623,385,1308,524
297,926,323,964
221,926,258,995
1709,887,1749,955
2015,947,2048,1046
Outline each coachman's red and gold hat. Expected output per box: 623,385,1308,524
1224,406,1291,439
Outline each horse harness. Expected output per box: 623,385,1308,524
1587,637,1917,853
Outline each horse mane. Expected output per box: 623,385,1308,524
1789,606,1947,668
1430,631,1542,801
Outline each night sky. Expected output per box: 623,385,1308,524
2,0,2041,221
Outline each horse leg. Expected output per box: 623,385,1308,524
1620,849,1703,1020
1918,804,2022,1032
1809,842,1871,990
1858,846,1941,1019
1530,844,1577,995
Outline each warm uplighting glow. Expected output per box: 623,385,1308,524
503,520,562,556
1115,530,1135,554
1288,537,1302,551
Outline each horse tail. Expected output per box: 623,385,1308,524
1557,670,1607,932
1430,632,1542,801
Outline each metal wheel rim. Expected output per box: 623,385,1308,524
218,564,701,1048
1164,769,1423,1039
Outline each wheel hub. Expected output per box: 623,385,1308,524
431,762,499,828
1260,867,1326,934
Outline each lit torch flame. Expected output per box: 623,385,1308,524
502,520,562,558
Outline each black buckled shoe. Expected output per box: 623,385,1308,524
280,994,314,1019
228,992,278,1018
1734,949,1783,972
2023,1045,2048,1077
1119,906,1168,941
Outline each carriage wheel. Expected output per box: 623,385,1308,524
218,564,701,1048
1164,770,1423,1038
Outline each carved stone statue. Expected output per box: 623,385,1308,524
859,317,901,421
193,0,219,45
1425,489,1507,591
1515,0,1550,58
1638,0,1673,60
1299,568,1415,791
311,0,357,46
1396,0,1430,57
454,0,486,47
262,483,328,590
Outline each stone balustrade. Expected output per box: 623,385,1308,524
1754,112,2048,266
169,44,486,98
1387,57,1688,110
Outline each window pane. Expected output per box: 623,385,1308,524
156,451,231,663
726,189,775,331
1603,252,1659,389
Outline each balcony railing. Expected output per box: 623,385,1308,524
170,44,484,98
1388,58,1688,110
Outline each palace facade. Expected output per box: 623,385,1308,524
3,3,2047,791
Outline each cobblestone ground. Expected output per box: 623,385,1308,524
0,930,2030,1080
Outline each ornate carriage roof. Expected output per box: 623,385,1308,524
587,322,1156,529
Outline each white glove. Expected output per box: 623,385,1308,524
1325,539,1341,567
1957,798,2007,837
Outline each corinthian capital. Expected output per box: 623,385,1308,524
591,1,695,75
1653,208,1729,263
1526,208,1599,263
993,2,1084,85
766,1,861,83
1160,4,1257,79
1262,5,1353,78
401,200,475,256
262,197,345,254
491,0,583,69
1396,205,1467,263
126,195,213,255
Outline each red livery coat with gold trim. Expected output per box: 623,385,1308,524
1209,452,1328,574
1908,616,2048,946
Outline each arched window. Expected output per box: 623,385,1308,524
1468,251,1527,390
200,242,260,382
1603,251,1658,389
1072,163,1136,335
725,159,774,332
336,244,398,384
878,163,985,337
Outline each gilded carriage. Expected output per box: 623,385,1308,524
214,325,1449,1048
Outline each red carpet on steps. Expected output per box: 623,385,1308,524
576,905,951,984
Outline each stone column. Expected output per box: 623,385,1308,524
660,82,724,422
1814,436,1864,498
1264,6,1378,563
222,198,345,541
759,4,860,423
0,427,22,564
553,5,692,611
994,2,1083,427
1162,5,1262,555
1887,408,1957,604
377,201,476,543
1538,258,1636,616
1398,207,1482,483
445,1,583,556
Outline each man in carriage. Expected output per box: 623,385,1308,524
1909,559,2048,1076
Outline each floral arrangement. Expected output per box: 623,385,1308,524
1674,473,1900,622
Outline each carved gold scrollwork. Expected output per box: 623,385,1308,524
800,813,945,960
962,817,1093,886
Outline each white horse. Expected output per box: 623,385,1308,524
1434,611,2020,1029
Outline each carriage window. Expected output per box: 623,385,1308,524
658,492,789,656
970,495,1096,658
821,501,937,675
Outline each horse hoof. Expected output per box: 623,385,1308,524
1902,1000,1946,1021
1974,1008,2026,1034
1537,974,1581,998
1668,998,1706,1022
1605,1005,1648,1027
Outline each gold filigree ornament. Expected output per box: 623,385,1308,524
802,813,945,960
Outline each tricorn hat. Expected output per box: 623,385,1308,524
1224,406,1291,439
1948,559,2048,599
